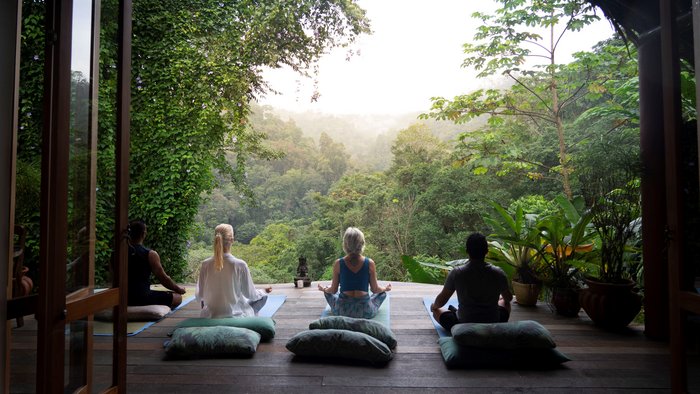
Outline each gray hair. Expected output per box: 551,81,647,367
343,227,365,255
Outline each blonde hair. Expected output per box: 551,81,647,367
213,224,234,271
343,227,365,255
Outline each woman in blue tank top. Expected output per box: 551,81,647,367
318,227,392,318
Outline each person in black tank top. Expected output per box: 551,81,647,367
318,227,392,318
127,220,186,308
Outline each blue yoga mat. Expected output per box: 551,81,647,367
257,294,287,317
321,294,391,327
422,296,458,338
94,293,286,337
93,293,197,337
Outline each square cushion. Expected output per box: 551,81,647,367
451,320,556,349
165,326,261,359
95,305,171,322
286,329,393,365
309,316,397,349
438,337,570,369
175,317,276,341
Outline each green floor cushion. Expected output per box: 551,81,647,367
175,317,276,341
451,320,556,350
286,329,393,365
95,305,171,322
439,337,570,369
165,326,261,359
308,316,397,349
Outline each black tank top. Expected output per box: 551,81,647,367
128,244,152,296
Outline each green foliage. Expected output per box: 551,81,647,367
508,195,558,218
424,0,605,198
483,201,542,284
580,167,642,283
106,0,368,283
16,0,370,286
183,245,212,283
400,255,461,285
465,0,598,78
401,255,440,284
535,195,596,288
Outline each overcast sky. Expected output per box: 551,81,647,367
259,0,615,116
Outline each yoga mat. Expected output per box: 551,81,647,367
422,296,458,338
257,294,286,317
321,294,391,327
93,285,196,337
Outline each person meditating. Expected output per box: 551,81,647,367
196,223,272,318
319,227,391,319
127,220,186,308
430,232,513,332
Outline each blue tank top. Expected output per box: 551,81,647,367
339,257,369,292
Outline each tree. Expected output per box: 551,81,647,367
101,0,370,280
424,0,600,198
390,123,447,169
317,132,350,184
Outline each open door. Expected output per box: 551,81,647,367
4,0,131,392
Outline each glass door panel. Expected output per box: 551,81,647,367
66,0,94,297
65,0,96,391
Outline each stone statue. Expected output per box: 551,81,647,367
294,256,311,288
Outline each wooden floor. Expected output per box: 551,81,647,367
8,282,700,393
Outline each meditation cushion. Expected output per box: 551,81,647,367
286,329,393,365
94,305,171,322
165,326,261,359
174,317,276,341
451,320,556,349
309,316,397,349
438,337,570,369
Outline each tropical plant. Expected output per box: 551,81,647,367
400,255,466,285
535,195,595,289
483,201,542,284
582,177,642,283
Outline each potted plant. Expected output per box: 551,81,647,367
535,195,595,317
578,176,643,329
484,202,543,306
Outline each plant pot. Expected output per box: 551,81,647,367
512,280,541,306
550,287,580,317
579,278,642,329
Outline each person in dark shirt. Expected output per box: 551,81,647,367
127,220,186,308
430,232,513,332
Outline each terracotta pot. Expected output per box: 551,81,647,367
512,280,541,306
550,287,580,317
579,278,642,329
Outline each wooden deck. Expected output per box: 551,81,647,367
9,282,700,392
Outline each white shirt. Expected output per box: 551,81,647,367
196,253,266,318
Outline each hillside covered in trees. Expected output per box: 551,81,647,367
17,0,689,289
189,34,647,285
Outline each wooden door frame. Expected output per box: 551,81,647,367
113,0,132,388
0,1,22,391
34,0,130,392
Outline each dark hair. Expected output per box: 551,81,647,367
128,220,146,241
466,233,488,259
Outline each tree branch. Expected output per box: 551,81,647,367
568,119,630,152
522,39,552,55
506,72,554,113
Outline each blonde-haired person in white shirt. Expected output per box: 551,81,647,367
196,223,272,318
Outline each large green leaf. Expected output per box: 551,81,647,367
401,255,441,284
